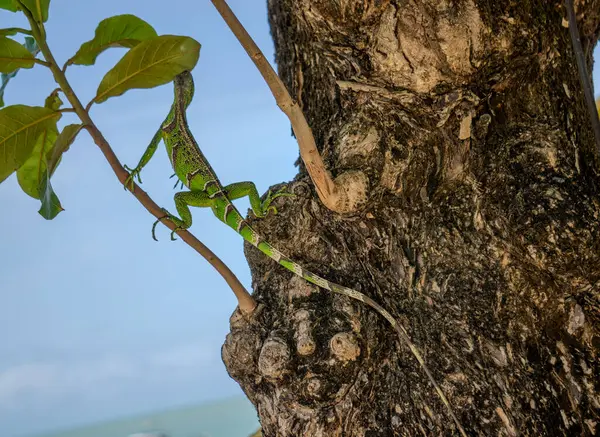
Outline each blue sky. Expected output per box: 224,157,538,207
0,1,298,436
0,2,599,436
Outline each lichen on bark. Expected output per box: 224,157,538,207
222,0,600,435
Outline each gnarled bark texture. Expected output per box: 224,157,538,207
223,1,600,435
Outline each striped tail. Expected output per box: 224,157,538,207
225,203,466,436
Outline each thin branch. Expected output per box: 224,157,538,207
3,27,32,35
61,59,71,73
210,0,343,212
33,58,51,67
84,98,94,113
565,0,600,158
20,6,257,315
58,107,76,113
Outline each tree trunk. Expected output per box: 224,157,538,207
223,0,600,435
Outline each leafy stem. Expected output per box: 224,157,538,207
84,98,94,113
33,58,50,67
18,2,257,315
3,27,32,36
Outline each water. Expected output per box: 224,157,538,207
32,396,260,437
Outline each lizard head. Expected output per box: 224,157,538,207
174,71,195,108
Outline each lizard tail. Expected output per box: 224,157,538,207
236,217,466,437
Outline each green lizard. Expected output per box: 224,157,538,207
124,71,465,436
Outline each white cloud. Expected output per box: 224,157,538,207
150,342,214,369
0,341,217,410
0,363,56,401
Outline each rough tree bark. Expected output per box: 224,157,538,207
222,0,600,435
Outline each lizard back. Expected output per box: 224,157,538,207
162,72,225,197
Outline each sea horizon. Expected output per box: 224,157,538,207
25,395,260,437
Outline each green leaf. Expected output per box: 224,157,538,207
0,105,60,183
38,169,62,219
19,0,50,23
95,35,200,104
0,36,35,73
47,123,82,173
69,14,157,67
15,121,68,220
44,90,62,110
16,126,56,198
0,72,15,107
0,37,40,107
17,123,74,220
0,0,18,12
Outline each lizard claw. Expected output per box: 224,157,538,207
170,227,183,241
152,209,186,241
169,173,184,190
151,213,169,241
152,208,175,241
124,165,142,191
262,187,295,216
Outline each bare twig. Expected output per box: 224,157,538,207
19,3,257,315
210,0,344,212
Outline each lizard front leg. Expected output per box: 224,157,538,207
123,127,163,190
223,181,293,217
152,190,214,241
